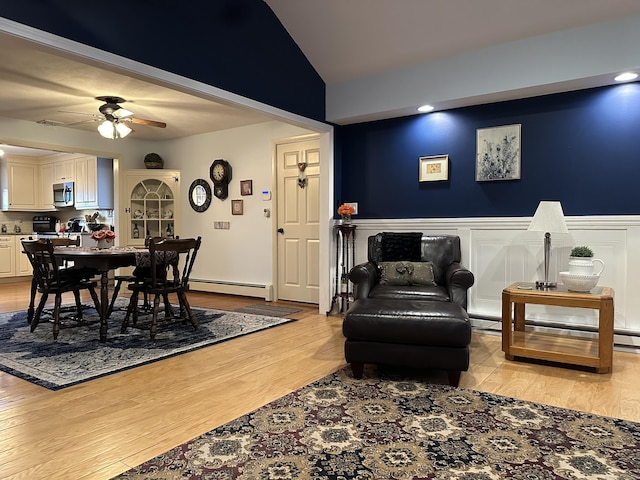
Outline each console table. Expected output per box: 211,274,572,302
326,223,356,315
501,282,614,373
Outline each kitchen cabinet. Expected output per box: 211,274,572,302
0,235,16,277
75,156,114,209
39,162,56,210
15,236,32,276
0,157,39,211
54,158,75,182
123,169,180,246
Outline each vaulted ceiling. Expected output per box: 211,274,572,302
1,0,640,155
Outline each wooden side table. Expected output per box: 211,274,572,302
501,282,614,373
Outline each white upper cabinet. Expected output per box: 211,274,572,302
75,156,114,209
0,157,39,211
53,158,75,183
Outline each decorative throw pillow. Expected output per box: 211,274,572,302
379,232,423,262
378,261,436,286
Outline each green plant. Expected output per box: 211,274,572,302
570,246,593,257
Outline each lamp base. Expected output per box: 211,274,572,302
535,281,557,289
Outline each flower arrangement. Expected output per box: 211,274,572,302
91,229,116,247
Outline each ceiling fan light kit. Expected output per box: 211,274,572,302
98,119,132,139
63,96,166,139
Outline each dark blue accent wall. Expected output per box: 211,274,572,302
0,0,325,121
337,83,640,218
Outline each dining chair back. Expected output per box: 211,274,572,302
106,236,178,317
21,239,101,340
121,236,202,340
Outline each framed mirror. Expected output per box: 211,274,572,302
188,178,212,212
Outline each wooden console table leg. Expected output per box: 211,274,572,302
501,291,513,356
597,297,614,373
514,303,526,331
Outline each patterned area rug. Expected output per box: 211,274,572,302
113,366,640,479
0,304,296,390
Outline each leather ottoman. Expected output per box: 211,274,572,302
343,298,471,386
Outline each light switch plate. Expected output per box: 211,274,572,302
345,202,358,214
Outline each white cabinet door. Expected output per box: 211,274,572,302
1,159,39,211
15,236,31,276
75,156,113,209
39,162,56,210
0,236,16,277
54,159,75,182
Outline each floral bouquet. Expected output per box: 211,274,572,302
91,229,116,248
337,203,355,222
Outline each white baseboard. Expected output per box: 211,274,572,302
190,279,272,301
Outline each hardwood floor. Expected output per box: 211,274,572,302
1,279,640,479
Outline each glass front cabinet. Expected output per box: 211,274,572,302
123,169,181,246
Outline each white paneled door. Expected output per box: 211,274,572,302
276,137,320,303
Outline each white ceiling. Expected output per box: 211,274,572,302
265,0,640,85
2,0,640,155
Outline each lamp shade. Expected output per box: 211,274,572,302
528,201,569,234
97,120,115,139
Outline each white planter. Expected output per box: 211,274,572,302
568,256,605,276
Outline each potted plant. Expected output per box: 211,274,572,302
570,246,593,258
568,246,604,275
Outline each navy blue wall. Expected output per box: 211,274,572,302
0,0,325,122
338,83,640,218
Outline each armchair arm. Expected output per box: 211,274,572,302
444,263,475,309
348,262,379,300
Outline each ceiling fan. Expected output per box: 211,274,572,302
61,96,167,139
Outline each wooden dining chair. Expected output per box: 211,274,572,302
21,239,101,340
106,236,175,317
121,236,202,340
25,237,98,326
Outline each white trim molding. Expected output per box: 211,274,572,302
344,216,640,342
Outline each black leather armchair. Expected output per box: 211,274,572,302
349,233,475,309
343,233,475,385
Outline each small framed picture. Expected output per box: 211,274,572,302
419,155,449,182
240,179,253,196
231,199,244,215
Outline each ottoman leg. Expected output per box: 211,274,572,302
448,370,461,387
350,362,364,379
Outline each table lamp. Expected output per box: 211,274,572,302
528,201,568,289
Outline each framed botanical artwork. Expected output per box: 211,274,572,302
476,124,521,181
231,199,243,215
419,155,449,182
240,179,253,196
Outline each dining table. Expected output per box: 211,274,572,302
54,246,143,342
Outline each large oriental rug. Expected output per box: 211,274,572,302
0,305,295,390
113,366,640,479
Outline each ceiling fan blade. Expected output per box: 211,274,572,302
128,117,167,128
58,110,102,118
66,118,100,126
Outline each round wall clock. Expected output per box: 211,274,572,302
188,178,212,212
210,159,232,200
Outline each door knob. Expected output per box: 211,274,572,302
277,228,284,234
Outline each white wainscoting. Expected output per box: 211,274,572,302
343,216,640,343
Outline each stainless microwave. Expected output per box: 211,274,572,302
53,181,74,207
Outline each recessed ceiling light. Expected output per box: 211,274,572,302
614,72,638,82
417,104,434,113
